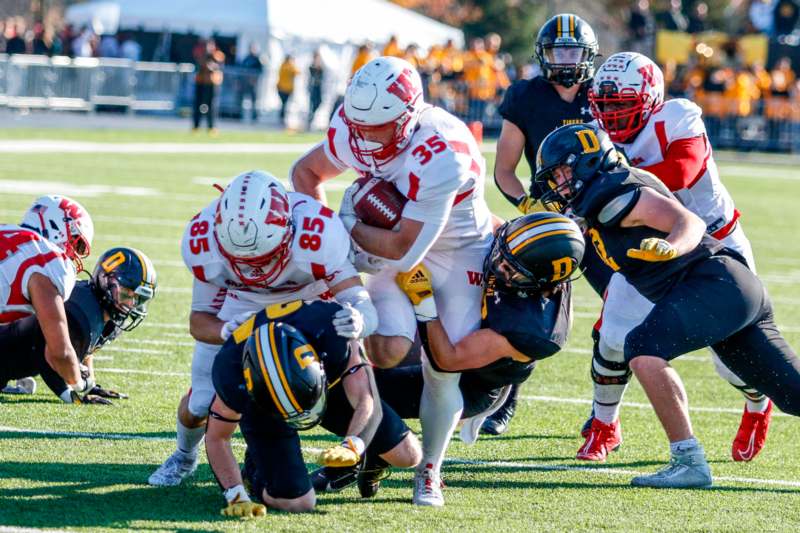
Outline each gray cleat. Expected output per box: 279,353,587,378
148,450,198,486
631,446,713,489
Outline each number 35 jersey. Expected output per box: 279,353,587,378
325,104,493,253
181,192,357,310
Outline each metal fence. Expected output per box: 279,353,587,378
0,54,195,113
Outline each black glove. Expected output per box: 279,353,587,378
69,391,113,405
89,384,128,400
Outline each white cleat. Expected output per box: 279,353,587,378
148,450,198,486
412,463,444,507
2,377,37,395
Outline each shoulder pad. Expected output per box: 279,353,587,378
290,197,351,279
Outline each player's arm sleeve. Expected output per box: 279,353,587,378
390,163,463,271
320,107,352,171
190,278,227,313
640,135,708,191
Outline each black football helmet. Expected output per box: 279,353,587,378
534,123,619,212
535,13,598,88
91,247,157,331
485,212,585,292
242,322,327,430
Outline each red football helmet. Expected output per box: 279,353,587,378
588,52,664,143
343,56,424,170
213,171,293,287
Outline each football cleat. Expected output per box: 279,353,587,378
631,446,712,489
480,393,517,437
309,466,358,493
1,377,37,395
148,450,198,486
358,453,391,498
412,463,444,507
732,400,773,462
576,418,622,461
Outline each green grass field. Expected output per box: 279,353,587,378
1,128,800,532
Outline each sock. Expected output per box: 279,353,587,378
591,339,629,424
176,416,205,457
419,356,463,473
745,394,769,413
711,349,768,412
670,437,699,455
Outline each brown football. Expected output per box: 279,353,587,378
351,176,408,230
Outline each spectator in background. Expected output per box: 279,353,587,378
31,23,50,56
463,37,495,122
657,0,688,31
98,34,120,58
351,42,375,75
382,35,402,57
72,26,95,58
238,43,264,122
628,0,655,55
725,66,760,115
749,0,775,33
6,21,26,55
770,56,795,95
307,49,324,131
440,38,464,77
0,20,6,53
119,33,141,62
59,24,76,58
773,0,800,35
193,40,225,134
688,2,710,33
403,43,422,68
277,54,299,127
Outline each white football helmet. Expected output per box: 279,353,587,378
589,52,665,143
20,195,94,271
213,170,293,287
343,56,424,170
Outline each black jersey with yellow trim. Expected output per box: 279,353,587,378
64,281,121,355
498,76,593,180
572,165,725,301
212,300,349,414
471,274,572,386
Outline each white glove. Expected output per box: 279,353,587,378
332,303,366,339
351,247,385,275
338,183,359,234
219,311,253,342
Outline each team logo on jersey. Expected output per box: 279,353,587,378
467,271,483,286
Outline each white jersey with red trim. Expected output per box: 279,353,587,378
0,224,76,323
616,98,737,237
324,104,493,252
181,192,357,308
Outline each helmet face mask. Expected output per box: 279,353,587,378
92,247,157,332
589,52,665,143
344,57,423,171
535,14,598,88
213,171,293,287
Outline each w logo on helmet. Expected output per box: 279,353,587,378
387,69,417,105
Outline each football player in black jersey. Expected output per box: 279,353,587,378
485,13,600,436
312,212,584,501
534,123,800,488
0,247,157,404
205,300,421,516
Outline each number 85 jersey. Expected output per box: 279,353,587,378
181,193,358,302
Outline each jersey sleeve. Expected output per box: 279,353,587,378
292,198,359,286
322,105,356,171
190,278,227,313
401,151,466,225
181,205,227,286
663,99,706,142
497,80,526,130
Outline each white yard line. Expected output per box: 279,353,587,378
1,424,797,489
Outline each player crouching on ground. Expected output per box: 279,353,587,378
206,300,421,516
0,247,157,404
311,212,584,498
535,123,800,488
1,195,94,397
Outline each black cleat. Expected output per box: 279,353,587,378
310,465,358,493
480,394,517,436
357,453,391,498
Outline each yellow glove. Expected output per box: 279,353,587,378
626,238,677,262
319,436,364,467
395,264,434,305
516,195,543,215
221,501,267,518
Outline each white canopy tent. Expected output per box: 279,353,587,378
65,0,464,126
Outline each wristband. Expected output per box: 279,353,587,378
413,297,438,322
60,388,75,403
342,435,365,457
224,484,251,504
